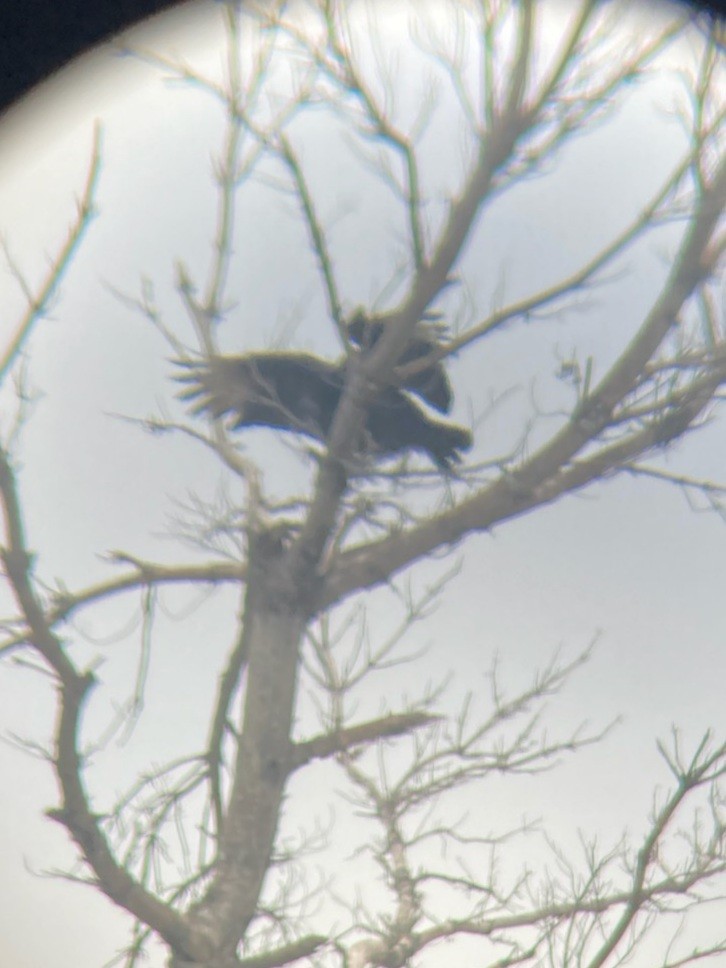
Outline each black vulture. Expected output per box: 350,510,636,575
177,352,471,470
346,311,452,414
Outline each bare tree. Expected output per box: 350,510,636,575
1,2,725,968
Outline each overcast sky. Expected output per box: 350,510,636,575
0,2,724,966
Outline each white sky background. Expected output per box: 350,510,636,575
0,1,724,966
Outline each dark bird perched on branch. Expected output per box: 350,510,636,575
177,352,471,470
346,310,452,414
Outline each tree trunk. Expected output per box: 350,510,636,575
177,531,310,965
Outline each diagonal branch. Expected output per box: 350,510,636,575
319,155,726,609
0,447,208,961
278,134,345,337
0,558,246,657
289,88,538,581
289,711,441,770
206,593,249,837
237,934,327,968
0,125,102,384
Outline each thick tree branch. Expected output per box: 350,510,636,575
289,711,441,770
237,935,327,968
0,448,208,961
289,95,537,582
319,156,726,609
